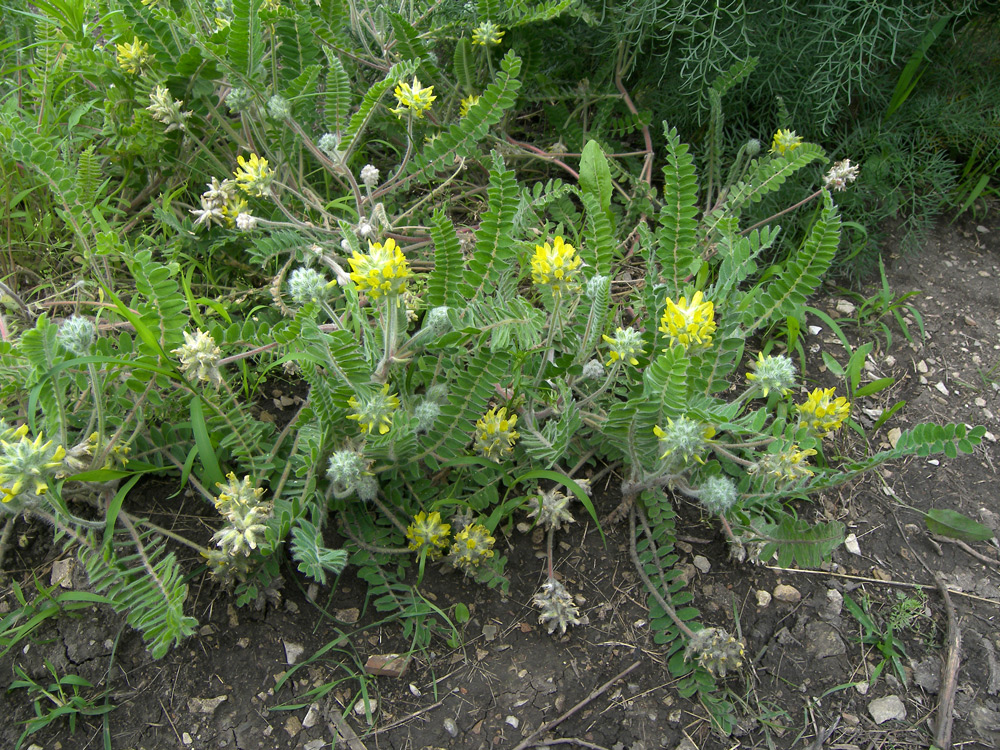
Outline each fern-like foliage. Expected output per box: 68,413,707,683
463,151,520,302
342,59,420,158
757,518,846,569
427,209,465,309
323,48,352,133
228,0,264,79
291,518,347,585
656,126,701,296
78,528,197,659
519,387,582,468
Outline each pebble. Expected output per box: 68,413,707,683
284,716,301,738
976,397,988,407
868,695,906,724
182,733,193,746
805,621,846,658
283,641,305,665
917,360,928,373
935,381,950,396
50,558,75,589
773,584,801,603
819,588,843,620
844,533,861,556
302,703,320,729
505,715,520,729
187,695,228,714
835,299,856,314
443,718,458,737
756,590,772,607
693,555,711,573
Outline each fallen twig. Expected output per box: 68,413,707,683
931,533,1000,568
329,707,369,750
510,660,641,750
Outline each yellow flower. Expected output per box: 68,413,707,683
531,236,583,298
347,384,400,435
348,237,412,301
115,36,152,76
771,129,803,156
450,523,495,569
406,511,451,559
472,21,504,46
659,291,716,350
653,417,715,464
602,327,646,367
797,387,851,436
474,407,519,462
233,153,274,197
0,429,66,506
745,352,796,397
751,445,818,482
459,94,480,118
391,77,436,119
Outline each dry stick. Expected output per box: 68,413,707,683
510,660,642,750
931,533,1000,568
892,513,960,750
328,707,369,750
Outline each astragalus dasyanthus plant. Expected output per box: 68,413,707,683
0,0,985,729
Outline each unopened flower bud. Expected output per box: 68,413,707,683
360,164,380,189
57,315,96,356
267,94,291,121
288,267,330,305
414,400,441,434
697,475,738,514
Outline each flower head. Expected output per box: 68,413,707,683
653,417,714,465
581,359,605,380
266,94,291,121
474,407,519,462
225,87,252,114
172,329,223,387
326,450,367,498
685,627,745,678
190,177,244,229
233,153,274,197
414,399,441,434
531,236,583,298
697,476,738,515
602,327,646,367
360,164,380,189
406,510,451,558
459,94,480,117
0,427,66,510
797,387,851,436
525,487,575,531
146,85,192,132
750,444,818,483
318,133,345,163
211,473,271,557
450,523,495,569
823,159,860,192
235,212,257,231
391,77,436,118
472,21,504,46
771,128,803,156
115,36,151,75
348,384,400,435
57,315,96,356
533,579,586,635
745,352,796,397
348,238,412,302
659,291,716,350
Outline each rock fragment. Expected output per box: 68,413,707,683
868,695,906,724
773,584,801,603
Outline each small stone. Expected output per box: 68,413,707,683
808,325,823,335
756,590,772,607
303,741,326,750
965,315,978,327
675,738,698,750
819,588,843,620
835,300,856,315
284,641,305,665
182,733,193,746
50,558,74,589
335,608,359,624
884,355,896,366
855,681,869,695
187,695,228,714
365,653,409,678
773,584,801,603
927,459,940,466
354,697,377,716
284,715,301,737
505,715,520,729
888,427,901,448
976,397,987,407
844,533,861,556
841,712,859,726
914,656,941,694
482,624,499,642
868,695,906,724
443,717,459,737
935,381,950,396
805,621,846,658
302,703,320,729
917,360,928,373
693,555,711,574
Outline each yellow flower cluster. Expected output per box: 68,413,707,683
115,36,151,75
472,21,504,46
450,523,495,568
347,238,412,301
391,77,436,118
406,511,451,559
659,291,716,350
751,445,818,482
602,327,646,367
459,94,480,118
797,387,851,436
531,236,582,298
233,153,274,197
0,425,66,505
770,129,803,156
347,384,400,435
474,407,519,462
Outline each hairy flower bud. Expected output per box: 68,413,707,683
745,138,761,157
745,352,796,397
360,164,380,189
421,306,452,337
226,87,252,114
288,267,330,306
685,627,745,678
533,579,587,635
414,400,441,434
585,274,609,301
57,315,96,356
172,329,223,387
355,475,378,503
327,450,366,497
580,359,605,380
267,94,291,121
697,475,738,514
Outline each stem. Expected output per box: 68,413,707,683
741,188,822,236
629,503,696,640
531,300,562,393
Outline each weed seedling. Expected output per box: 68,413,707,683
844,592,909,688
